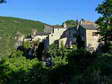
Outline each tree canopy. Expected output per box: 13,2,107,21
64,20,77,28
96,0,112,45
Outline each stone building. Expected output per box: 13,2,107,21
78,20,100,51
44,24,77,48
47,25,67,45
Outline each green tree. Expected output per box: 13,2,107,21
96,0,112,46
47,43,72,68
23,41,31,49
64,20,77,28
0,51,42,84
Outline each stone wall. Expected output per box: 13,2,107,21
48,28,67,45
86,30,99,50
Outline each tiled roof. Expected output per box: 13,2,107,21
80,20,98,30
81,20,95,25
81,24,98,30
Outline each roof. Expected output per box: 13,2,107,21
52,25,64,28
81,24,98,30
36,32,50,36
80,20,98,30
81,20,95,25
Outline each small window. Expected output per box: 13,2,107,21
92,32,98,36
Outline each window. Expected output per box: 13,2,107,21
92,32,98,36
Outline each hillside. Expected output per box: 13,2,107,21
0,16,44,56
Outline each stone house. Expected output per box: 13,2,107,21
58,27,77,48
78,20,100,51
44,24,77,48
47,25,67,45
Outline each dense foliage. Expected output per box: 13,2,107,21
96,0,112,46
1,45,112,84
0,43,72,84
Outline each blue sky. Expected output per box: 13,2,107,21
0,0,103,25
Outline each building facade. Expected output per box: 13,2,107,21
78,20,100,51
44,24,77,48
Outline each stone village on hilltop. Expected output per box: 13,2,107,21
16,19,100,52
